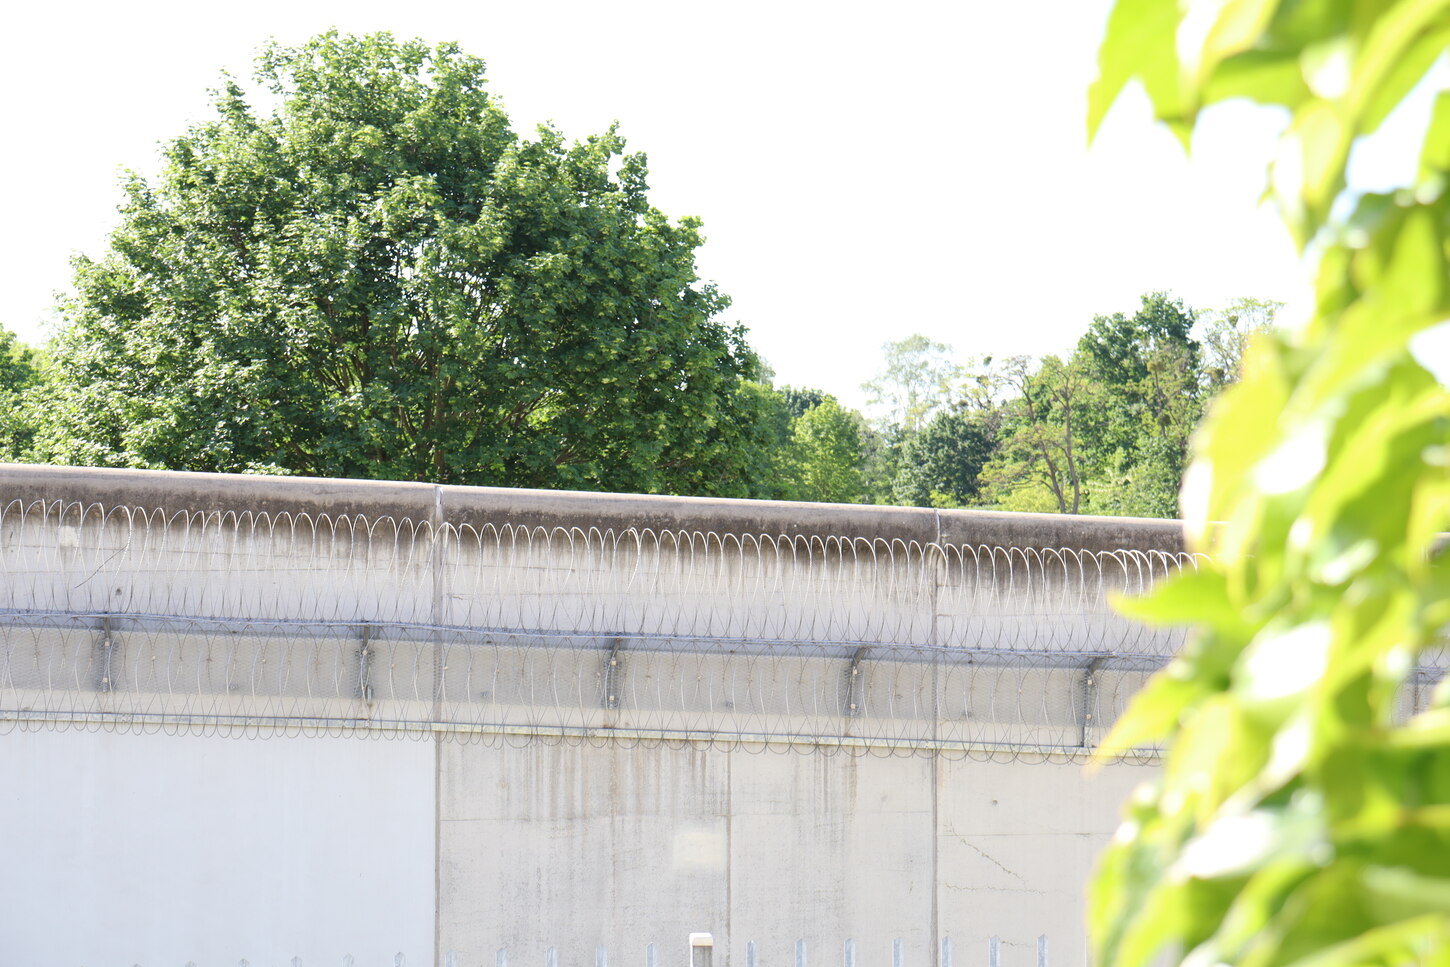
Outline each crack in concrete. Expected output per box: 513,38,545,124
941,882,1046,896
964,841,1026,882
941,824,1030,883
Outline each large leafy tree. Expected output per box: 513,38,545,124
892,406,994,508
861,334,961,438
0,326,42,460
1076,292,1203,510
981,354,1093,514
790,398,867,504
35,32,774,494
1199,296,1282,391
1091,3,1450,967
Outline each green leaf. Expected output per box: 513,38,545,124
1088,0,1182,143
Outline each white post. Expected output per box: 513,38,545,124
690,933,715,967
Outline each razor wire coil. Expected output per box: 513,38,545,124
1,498,1438,758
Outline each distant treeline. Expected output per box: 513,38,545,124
744,293,1279,517
0,292,1275,519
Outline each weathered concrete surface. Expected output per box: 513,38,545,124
0,726,1146,965
935,757,1142,966
437,741,1148,967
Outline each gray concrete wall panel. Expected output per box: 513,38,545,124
0,729,435,966
0,465,1187,965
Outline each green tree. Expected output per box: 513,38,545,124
1081,432,1188,519
1199,296,1282,391
1090,3,1450,967
980,354,1092,514
35,31,775,495
892,406,995,508
857,419,903,505
778,385,830,420
0,326,43,460
790,398,866,504
862,334,962,437
1077,292,1202,485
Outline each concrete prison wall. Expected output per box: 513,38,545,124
0,465,1186,966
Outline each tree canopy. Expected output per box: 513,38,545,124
33,31,774,495
892,406,993,508
0,325,43,461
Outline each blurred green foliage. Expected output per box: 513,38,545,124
1089,2,1450,966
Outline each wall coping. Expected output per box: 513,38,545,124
0,463,1187,555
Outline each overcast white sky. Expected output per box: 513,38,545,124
7,0,1420,412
